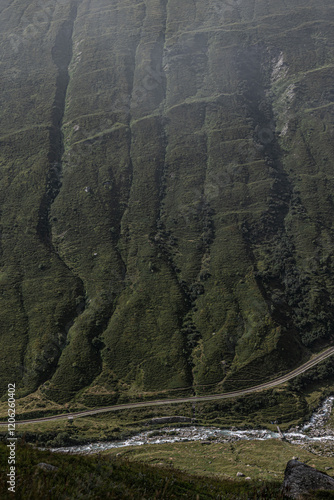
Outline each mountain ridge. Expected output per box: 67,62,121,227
0,0,334,407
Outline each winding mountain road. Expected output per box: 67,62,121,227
1,346,334,427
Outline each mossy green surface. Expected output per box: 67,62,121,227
0,0,334,411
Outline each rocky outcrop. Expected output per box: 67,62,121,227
282,459,334,498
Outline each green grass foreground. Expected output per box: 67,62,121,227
106,439,334,483
0,441,289,499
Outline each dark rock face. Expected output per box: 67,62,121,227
282,459,334,498
1,1,334,405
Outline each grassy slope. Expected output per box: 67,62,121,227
0,441,290,500
2,440,334,499
0,444,290,500
106,439,334,483
0,0,334,412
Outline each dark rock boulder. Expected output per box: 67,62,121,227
282,459,334,498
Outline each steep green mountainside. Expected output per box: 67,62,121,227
0,0,334,405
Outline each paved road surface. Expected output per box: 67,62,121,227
1,346,333,427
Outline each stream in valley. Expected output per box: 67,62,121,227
50,396,334,454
